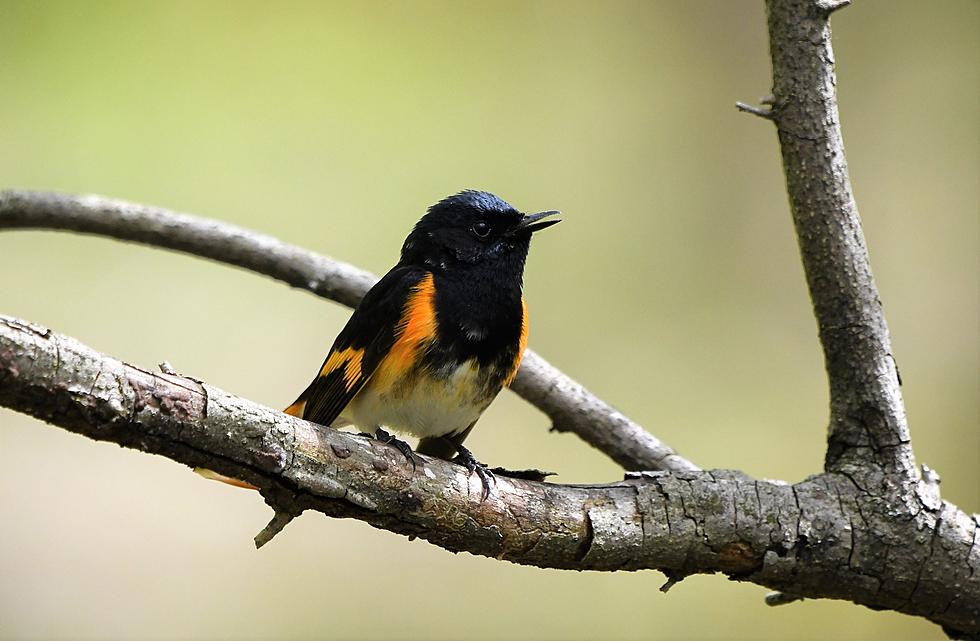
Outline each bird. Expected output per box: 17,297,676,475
284,190,559,497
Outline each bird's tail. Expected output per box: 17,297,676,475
194,467,258,490
283,382,314,418
283,397,306,417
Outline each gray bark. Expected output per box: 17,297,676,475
0,0,977,636
764,0,914,484
0,316,976,635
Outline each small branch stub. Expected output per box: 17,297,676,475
736,100,775,121
766,591,805,607
254,508,299,549
815,0,851,13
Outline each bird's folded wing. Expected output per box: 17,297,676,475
284,266,431,427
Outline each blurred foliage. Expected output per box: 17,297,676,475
0,1,976,639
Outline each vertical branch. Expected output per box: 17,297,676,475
762,0,916,482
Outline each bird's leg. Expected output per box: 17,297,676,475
452,444,496,500
374,427,421,470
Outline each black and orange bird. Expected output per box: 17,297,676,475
284,190,558,495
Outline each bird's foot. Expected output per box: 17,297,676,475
374,428,422,470
452,445,496,500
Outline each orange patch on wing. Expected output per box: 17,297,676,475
373,273,437,385
318,346,365,391
504,296,528,387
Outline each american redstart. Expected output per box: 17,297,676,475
285,190,558,496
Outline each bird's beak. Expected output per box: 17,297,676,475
516,210,561,234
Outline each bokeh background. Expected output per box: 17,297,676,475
1,1,976,639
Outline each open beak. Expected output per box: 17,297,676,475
516,210,561,234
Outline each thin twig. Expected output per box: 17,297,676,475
735,101,775,120
815,0,851,13
254,508,298,549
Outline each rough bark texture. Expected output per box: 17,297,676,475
1,316,977,635
750,1,979,635
764,0,914,484
1,0,977,637
0,189,696,474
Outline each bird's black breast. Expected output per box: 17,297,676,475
427,266,524,380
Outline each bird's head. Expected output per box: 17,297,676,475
400,190,559,271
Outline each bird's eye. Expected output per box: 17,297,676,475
472,221,491,238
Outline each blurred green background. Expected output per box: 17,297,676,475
1,1,976,639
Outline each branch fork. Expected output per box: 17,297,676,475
0,0,977,635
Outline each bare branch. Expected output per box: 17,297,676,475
511,351,696,472
0,189,696,473
1,315,976,634
1,2,974,636
0,190,375,308
763,0,915,483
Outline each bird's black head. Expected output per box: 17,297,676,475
400,190,559,273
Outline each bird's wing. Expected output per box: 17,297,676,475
284,266,432,427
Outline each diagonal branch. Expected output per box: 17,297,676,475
0,189,696,473
1,315,976,635
754,0,915,482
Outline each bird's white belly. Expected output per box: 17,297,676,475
338,358,492,439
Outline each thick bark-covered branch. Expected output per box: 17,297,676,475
0,189,696,474
1,315,977,634
2,1,976,636
761,0,914,483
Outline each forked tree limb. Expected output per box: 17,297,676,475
0,315,976,635
0,189,696,474
1,0,978,636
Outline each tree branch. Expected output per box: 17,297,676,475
1,1,976,636
1,315,977,635
759,0,915,483
0,189,696,474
